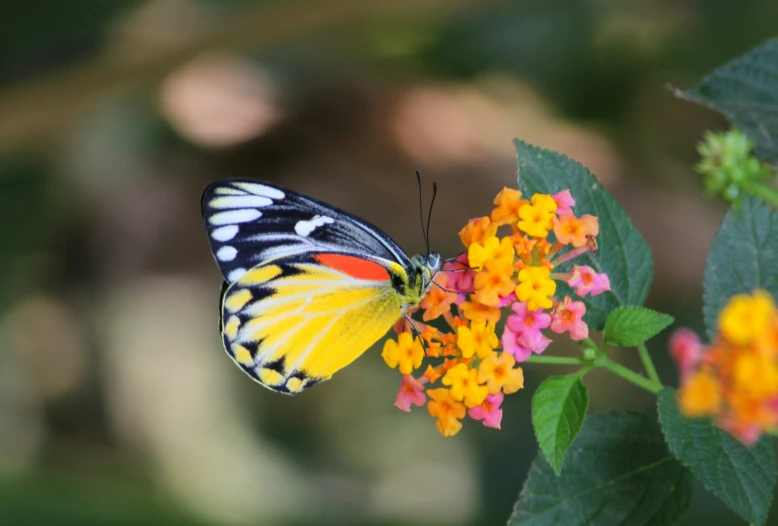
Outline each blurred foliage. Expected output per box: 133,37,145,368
0,158,54,310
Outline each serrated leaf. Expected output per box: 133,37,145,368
703,195,778,339
675,38,778,163
531,375,588,474
657,388,776,526
510,411,693,526
604,306,674,347
515,139,653,330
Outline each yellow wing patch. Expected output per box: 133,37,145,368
219,257,404,394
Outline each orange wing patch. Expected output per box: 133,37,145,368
314,253,390,281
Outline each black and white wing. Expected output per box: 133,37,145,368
201,179,412,282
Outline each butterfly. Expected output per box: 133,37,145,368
201,178,442,394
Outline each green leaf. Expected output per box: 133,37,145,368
510,411,693,526
703,195,778,339
657,389,776,525
531,375,588,475
675,38,778,163
603,306,674,347
515,139,653,330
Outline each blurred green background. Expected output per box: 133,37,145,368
0,1,776,524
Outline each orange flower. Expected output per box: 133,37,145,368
491,187,525,226
473,259,515,307
419,273,457,321
459,217,498,248
553,214,599,248
478,353,524,394
427,388,467,437
678,369,722,417
459,300,501,323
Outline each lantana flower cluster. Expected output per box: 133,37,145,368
671,290,778,445
382,187,611,436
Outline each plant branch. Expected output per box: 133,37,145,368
637,343,661,385
525,355,588,365
600,356,662,394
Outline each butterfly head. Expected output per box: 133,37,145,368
410,252,442,296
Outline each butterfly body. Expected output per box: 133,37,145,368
202,179,440,394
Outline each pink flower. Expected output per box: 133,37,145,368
550,298,588,341
501,325,552,362
502,301,553,361
468,392,504,429
395,375,427,412
669,328,702,379
507,301,552,332
498,292,518,308
443,253,475,303
553,190,575,216
567,265,611,297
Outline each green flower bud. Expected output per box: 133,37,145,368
695,129,773,206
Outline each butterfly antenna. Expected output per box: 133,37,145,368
416,171,429,253
425,182,437,256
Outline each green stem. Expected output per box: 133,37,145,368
744,180,778,208
600,356,662,394
525,355,588,365
637,343,661,385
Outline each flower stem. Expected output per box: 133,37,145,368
599,356,662,394
744,180,778,208
525,355,588,365
637,343,661,385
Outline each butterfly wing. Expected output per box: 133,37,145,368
220,251,407,393
202,179,417,392
202,179,412,283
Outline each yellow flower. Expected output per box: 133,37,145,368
473,258,515,307
459,217,498,249
382,332,424,374
442,363,489,408
733,352,778,398
719,290,776,347
491,187,525,226
457,321,498,359
468,236,515,271
518,194,557,238
678,370,721,418
478,353,524,394
459,300,501,323
515,266,556,311
427,388,467,437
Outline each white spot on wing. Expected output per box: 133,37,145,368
214,187,246,195
228,268,247,282
212,225,239,241
217,246,238,261
209,209,261,225
209,196,272,208
295,215,335,237
234,182,285,200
